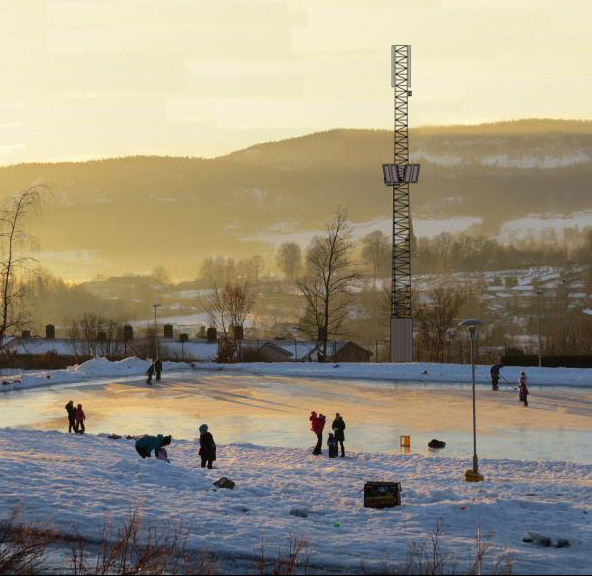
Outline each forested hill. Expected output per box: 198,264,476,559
0,119,590,280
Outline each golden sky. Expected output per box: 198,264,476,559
1,0,591,165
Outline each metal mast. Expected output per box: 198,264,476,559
382,45,420,362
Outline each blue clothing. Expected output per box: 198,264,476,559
490,363,503,375
135,434,165,457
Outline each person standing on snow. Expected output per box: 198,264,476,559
198,424,216,469
327,433,338,458
332,412,346,457
518,371,529,407
135,434,172,459
154,357,163,381
310,411,326,455
490,362,504,391
65,400,77,433
74,403,86,433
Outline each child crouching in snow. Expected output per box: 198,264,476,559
156,447,171,463
327,433,338,458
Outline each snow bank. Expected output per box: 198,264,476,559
0,428,589,575
191,361,592,389
0,357,192,393
2,357,592,394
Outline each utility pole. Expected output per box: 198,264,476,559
459,319,485,483
536,290,542,367
153,303,161,359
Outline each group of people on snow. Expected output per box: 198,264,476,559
133,424,216,467
146,358,163,385
65,400,86,433
490,363,529,406
310,411,346,457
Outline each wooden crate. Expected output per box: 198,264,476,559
364,482,401,508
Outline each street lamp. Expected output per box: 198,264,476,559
535,290,542,368
153,303,161,359
458,319,485,482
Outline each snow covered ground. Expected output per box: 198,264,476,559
0,356,194,393
2,357,592,394
0,428,589,575
190,361,592,388
1,359,590,573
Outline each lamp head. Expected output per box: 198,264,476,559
458,319,484,328
458,319,484,341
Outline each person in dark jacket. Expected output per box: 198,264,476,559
154,357,163,381
327,433,338,458
135,434,171,459
310,411,326,455
490,362,504,391
65,400,76,433
75,404,86,434
146,362,155,385
331,412,346,457
198,424,216,469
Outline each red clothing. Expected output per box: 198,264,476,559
310,413,326,435
75,408,85,423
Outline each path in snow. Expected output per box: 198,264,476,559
1,373,590,463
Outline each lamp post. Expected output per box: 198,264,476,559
536,289,542,368
152,303,161,359
459,319,485,482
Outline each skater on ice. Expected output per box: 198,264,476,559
146,361,155,385
519,371,529,407
198,424,216,469
490,362,504,391
154,357,163,381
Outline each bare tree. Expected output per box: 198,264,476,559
225,282,256,334
276,242,302,283
297,210,359,361
360,230,390,278
200,280,256,340
250,255,264,285
199,256,236,286
151,265,171,285
416,285,466,362
69,314,121,359
0,186,45,343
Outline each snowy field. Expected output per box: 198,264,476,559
0,428,589,575
1,359,591,573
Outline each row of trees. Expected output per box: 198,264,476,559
274,226,592,282
197,210,360,361
274,230,389,283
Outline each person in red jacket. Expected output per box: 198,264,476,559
75,403,86,433
310,411,326,455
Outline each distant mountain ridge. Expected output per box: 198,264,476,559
0,119,590,280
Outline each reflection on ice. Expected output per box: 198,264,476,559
0,374,590,463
